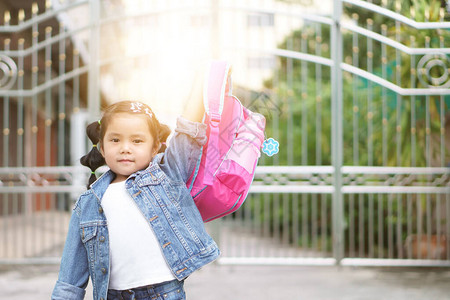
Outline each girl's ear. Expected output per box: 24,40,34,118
152,143,159,156
99,144,105,157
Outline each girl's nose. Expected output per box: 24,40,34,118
120,142,131,153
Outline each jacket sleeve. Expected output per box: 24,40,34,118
52,209,89,300
161,116,207,183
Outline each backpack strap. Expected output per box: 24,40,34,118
203,60,230,120
203,60,231,185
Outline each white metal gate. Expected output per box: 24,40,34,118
0,0,449,266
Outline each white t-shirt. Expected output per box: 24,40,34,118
101,181,175,290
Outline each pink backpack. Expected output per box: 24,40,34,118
186,61,266,222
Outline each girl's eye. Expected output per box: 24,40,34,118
111,138,119,143
133,139,143,144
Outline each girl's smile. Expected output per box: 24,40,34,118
118,159,134,165
118,158,134,163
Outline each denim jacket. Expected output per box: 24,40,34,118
52,117,220,300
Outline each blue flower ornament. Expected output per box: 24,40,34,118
262,138,279,157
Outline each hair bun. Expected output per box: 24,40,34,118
80,121,105,188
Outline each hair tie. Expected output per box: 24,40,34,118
91,171,96,175
92,144,97,148
98,120,101,125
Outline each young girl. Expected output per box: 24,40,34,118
52,90,219,299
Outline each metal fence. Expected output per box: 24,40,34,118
0,0,449,266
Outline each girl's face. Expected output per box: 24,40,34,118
101,113,157,183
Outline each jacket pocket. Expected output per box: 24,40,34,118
80,223,98,263
139,172,185,207
81,223,98,243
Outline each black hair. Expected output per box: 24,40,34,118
80,121,105,188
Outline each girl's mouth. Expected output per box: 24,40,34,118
119,159,133,163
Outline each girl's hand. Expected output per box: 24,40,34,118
182,63,206,122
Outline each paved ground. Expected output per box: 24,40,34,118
2,213,450,299
1,263,450,300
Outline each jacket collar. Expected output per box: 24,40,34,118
88,155,164,201
89,170,115,203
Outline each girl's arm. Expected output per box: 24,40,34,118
159,65,207,182
52,210,89,300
